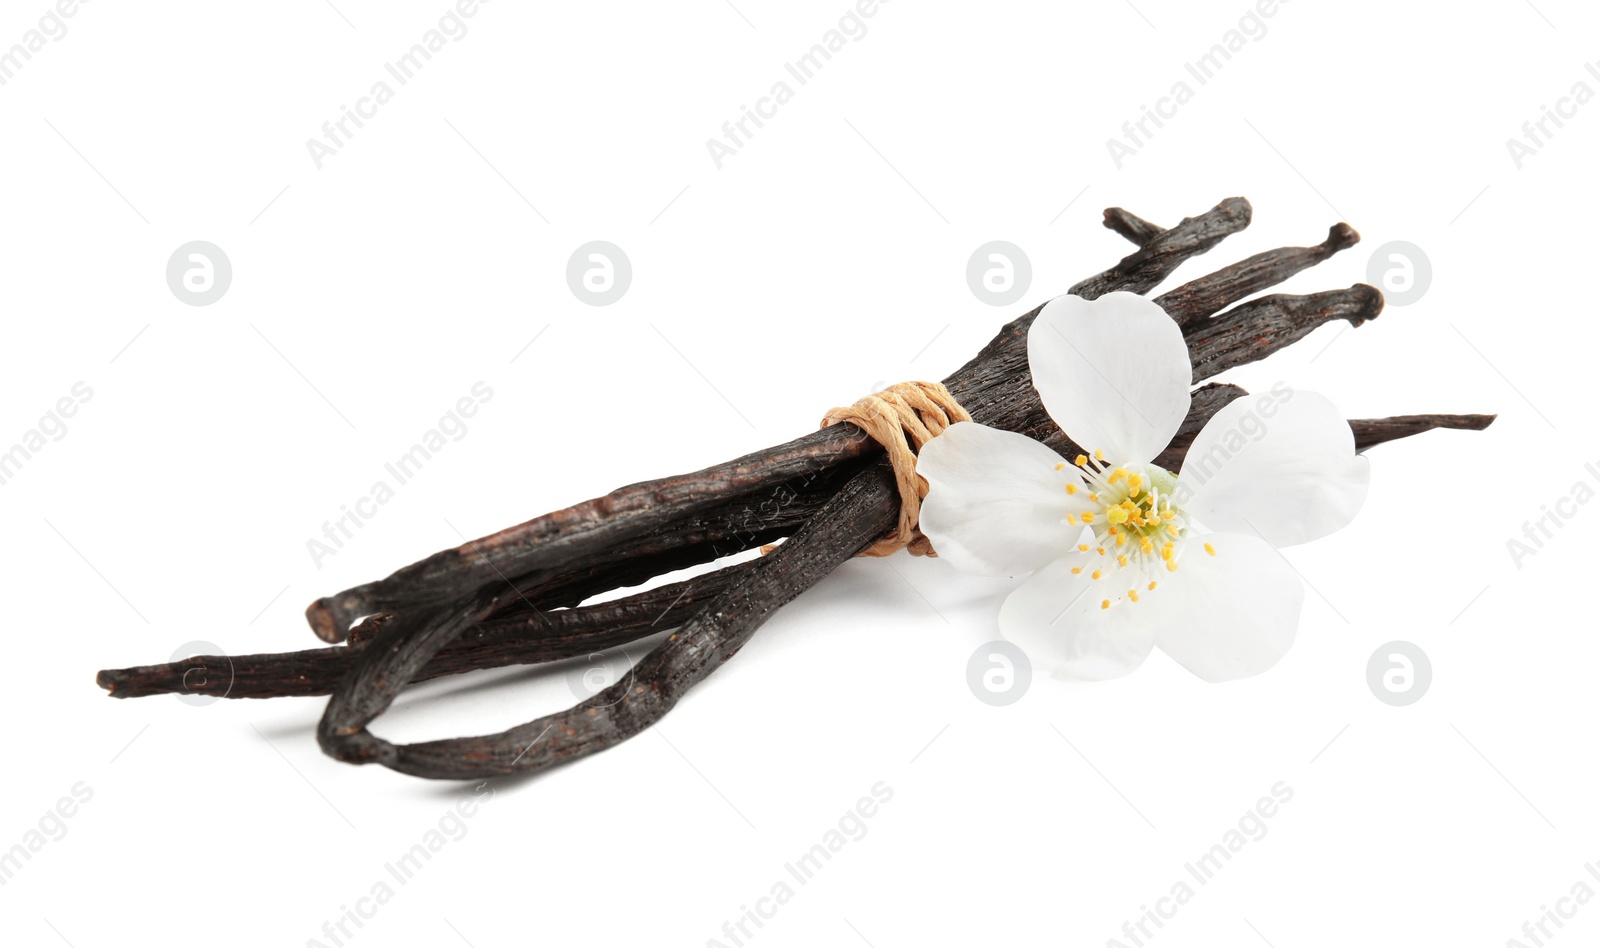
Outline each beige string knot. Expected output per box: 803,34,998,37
821,380,971,558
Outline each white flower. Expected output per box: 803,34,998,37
915,291,1369,682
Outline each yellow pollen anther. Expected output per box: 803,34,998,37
1091,570,1102,580
1090,492,1100,503
1075,454,1088,467
1148,581,1158,590
1071,567,1083,575
1066,483,1078,495
1205,543,1216,556
1128,589,1139,602
1055,462,1066,471
1117,554,1129,567
1166,560,1178,572
1096,546,1106,555
1101,599,1110,610
1108,468,1126,484
1094,449,1105,461
1081,512,1095,524
1077,543,1090,552
1115,532,1127,547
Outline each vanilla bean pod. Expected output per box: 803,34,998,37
97,561,749,700
1102,207,1165,245
1158,224,1361,328
1185,285,1385,381
1350,413,1497,450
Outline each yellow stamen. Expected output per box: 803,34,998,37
1148,581,1157,590
1205,543,1216,556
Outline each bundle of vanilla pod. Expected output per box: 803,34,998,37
97,198,1492,780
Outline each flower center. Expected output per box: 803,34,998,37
1056,449,1214,609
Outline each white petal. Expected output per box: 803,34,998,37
1150,532,1304,682
1178,389,1369,547
999,553,1158,681
917,422,1093,576
1028,291,1192,465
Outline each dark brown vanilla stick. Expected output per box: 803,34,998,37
1103,207,1165,245
1351,413,1497,450
1068,197,1251,300
1158,224,1360,328
1186,285,1385,382
98,562,748,699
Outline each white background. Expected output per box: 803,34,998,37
2,1,1596,945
